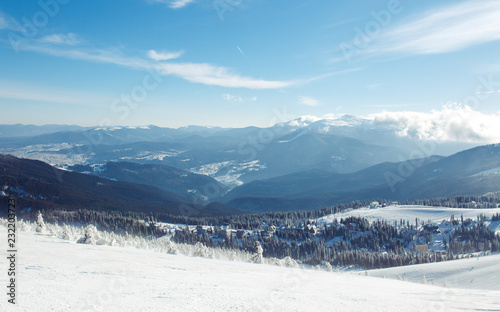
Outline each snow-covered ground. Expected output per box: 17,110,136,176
366,253,500,291
473,166,500,176
190,160,266,188
1,226,499,312
317,205,500,233
0,143,89,167
119,150,184,161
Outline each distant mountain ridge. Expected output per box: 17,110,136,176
0,118,480,189
224,144,500,212
0,124,90,138
0,154,245,217
68,161,229,203
2,141,500,215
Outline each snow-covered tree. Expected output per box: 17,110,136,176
251,241,264,264
77,224,98,245
61,225,72,240
194,242,209,257
324,261,333,272
36,211,45,233
281,256,299,268
421,275,427,284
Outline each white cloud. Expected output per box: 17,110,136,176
371,0,500,56
222,93,242,103
169,0,195,9
476,89,500,95
298,96,321,107
0,15,8,29
0,11,22,31
370,104,500,143
287,115,322,127
157,62,295,89
38,33,80,45
18,43,150,70
150,0,195,9
16,41,295,89
147,49,183,61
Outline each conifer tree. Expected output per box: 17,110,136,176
251,241,264,264
36,211,45,233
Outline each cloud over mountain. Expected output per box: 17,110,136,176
371,104,500,143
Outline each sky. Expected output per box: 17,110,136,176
1,0,500,129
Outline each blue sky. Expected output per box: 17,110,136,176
1,0,500,128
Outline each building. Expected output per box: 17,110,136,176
236,229,248,239
416,244,429,254
370,202,380,209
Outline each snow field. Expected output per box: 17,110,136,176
317,205,500,233
1,226,500,312
366,252,500,291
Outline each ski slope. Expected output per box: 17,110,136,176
367,253,500,291
317,205,500,233
1,227,499,312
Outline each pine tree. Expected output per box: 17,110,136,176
36,211,45,233
251,241,264,264
194,242,209,257
61,225,71,240
77,224,98,245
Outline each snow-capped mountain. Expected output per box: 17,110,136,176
0,118,480,190
275,114,366,129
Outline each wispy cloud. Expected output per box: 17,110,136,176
0,14,8,30
476,89,500,95
157,62,294,89
149,0,195,9
13,39,296,89
38,33,80,45
298,96,321,107
18,42,150,70
370,0,500,56
370,103,500,143
222,93,242,103
0,11,22,31
170,0,195,9
147,49,183,61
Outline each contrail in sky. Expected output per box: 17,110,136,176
237,46,251,63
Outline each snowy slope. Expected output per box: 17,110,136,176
366,253,500,291
1,227,500,312
318,205,500,231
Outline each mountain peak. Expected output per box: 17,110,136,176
277,114,366,129
286,115,322,127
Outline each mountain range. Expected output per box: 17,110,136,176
67,161,228,203
224,144,500,212
0,118,498,216
0,154,243,217
0,116,477,187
